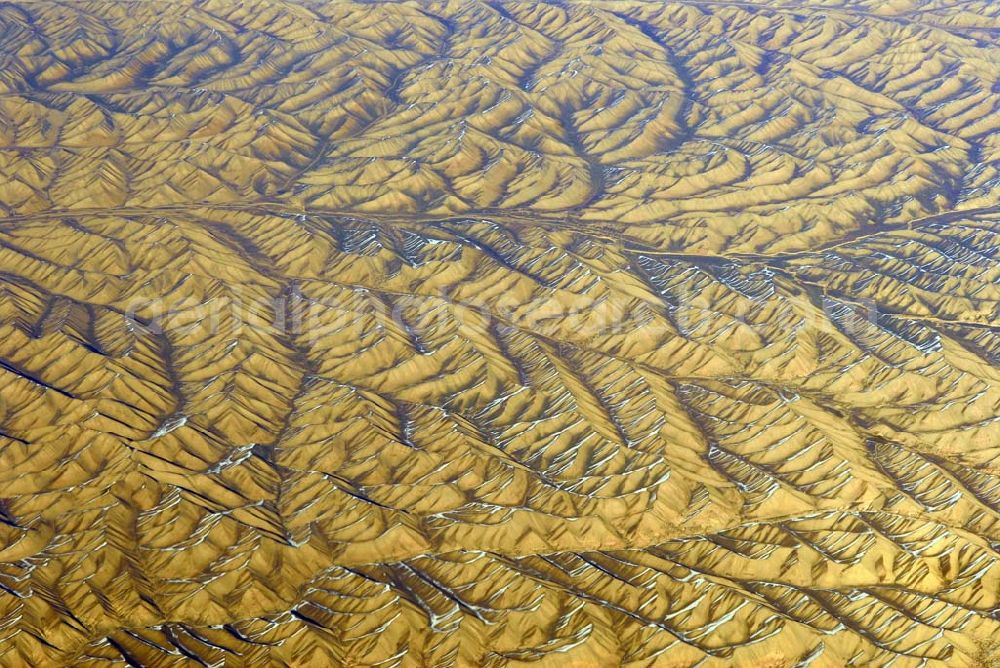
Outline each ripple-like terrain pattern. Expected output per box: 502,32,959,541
0,1,998,666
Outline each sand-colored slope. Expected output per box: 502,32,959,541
0,1,997,667
0,0,997,250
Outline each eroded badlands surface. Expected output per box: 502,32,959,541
0,0,998,666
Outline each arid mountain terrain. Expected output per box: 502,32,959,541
0,0,998,666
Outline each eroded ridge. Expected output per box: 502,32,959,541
0,207,997,666
0,1,998,667
0,0,999,251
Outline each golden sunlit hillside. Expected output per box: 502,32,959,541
0,0,997,666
